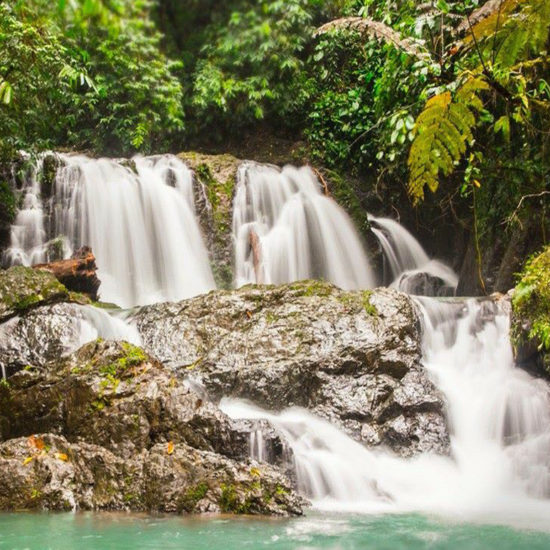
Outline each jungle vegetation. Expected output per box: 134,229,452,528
1,1,549,239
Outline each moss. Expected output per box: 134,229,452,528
323,169,370,235
512,246,550,372
362,290,378,317
288,280,334,297
178,482,209,513
0,266,69,320
91,301,121,310
178,152,238,289
218,483,254,514
219,483,240,513
97,342,147,379
68,291,92,305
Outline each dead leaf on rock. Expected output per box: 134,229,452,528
167,441,174,455
28,435,45,451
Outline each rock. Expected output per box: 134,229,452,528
0,302,102,378
179,152,241,289
133,281,450,457
34,246,101,301
143,443,304,515
395,272,455,297
0,340,304,516
0,266,69,322
0,340,245,460
0,434,303,515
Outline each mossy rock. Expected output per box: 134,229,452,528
0,266,70,321
178,152,241,289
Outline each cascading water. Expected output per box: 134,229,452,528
4,154,215,308
233,162,375,289
369,215,458,295
221,298,550,528
3,157,71,267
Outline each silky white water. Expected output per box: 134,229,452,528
233,163,375,289
221,298,550,529
4,154,215,308
369,216,458,295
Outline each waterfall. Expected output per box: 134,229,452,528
221,298,550,527
4,154,215,308
369,215,458,295
3,158,72,267
233,162,375,289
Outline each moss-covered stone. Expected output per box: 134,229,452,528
0,266,70,321
178,152,240,289
512,246,550,376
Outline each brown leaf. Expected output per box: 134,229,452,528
28,435,45,451
167,441,174,455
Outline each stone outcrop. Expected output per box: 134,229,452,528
0,340,304,515
179,152,241,289
0,267,453,514
133,280,450,457
34,246,101,301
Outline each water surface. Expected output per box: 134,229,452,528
1,512,549,550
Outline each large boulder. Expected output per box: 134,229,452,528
133,281,450,457
0,340,304,516
0,434,302,515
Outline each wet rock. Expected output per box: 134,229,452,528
0,266,69,322
0,303,100,377
0,340,304,516
395,272,455,297
34,246,101,301
133,281,450,457
143,443,304,515
0,434,302,515
0,340,246,460
178,152,240,289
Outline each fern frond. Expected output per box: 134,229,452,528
460,0,522,43
407,77,488,204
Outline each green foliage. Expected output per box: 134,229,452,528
513,246,550,352
0,180,16,224
408,77,489,203
407,0,550,204
62,0,184,153
189,0,317,137
0,0,184,158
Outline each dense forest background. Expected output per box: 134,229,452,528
1,0,549,292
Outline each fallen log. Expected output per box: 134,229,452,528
34,246,101,301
